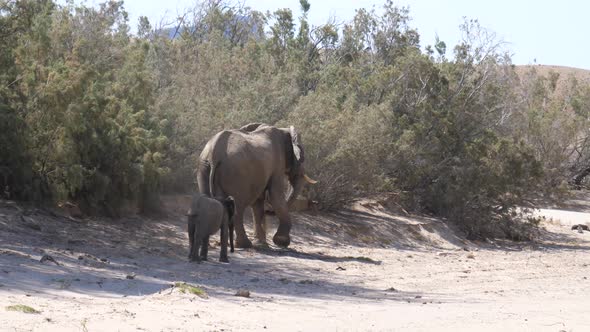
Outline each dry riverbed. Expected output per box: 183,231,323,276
1,195,589,331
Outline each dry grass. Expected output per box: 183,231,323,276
173,282,208,299
6,305,40,314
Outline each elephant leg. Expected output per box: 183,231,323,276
233,206,253,248
191,228,201,263
188,220,195,260
229,221,235,253
200,235,209,261
269,182,292,248
252,196,267,245
219,220,229,263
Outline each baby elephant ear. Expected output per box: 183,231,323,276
289,126,304,163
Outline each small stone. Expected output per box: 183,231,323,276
235,289,250,298
126,273,135,280
40,254,60,266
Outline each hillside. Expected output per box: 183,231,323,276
516,64,590,95
516,64,590,82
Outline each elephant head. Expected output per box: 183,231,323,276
240,123,317,207
284,126,316,208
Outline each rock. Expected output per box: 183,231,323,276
235,289,250,298
126,273,136,280
40,255,60,266
571,224,589,232
57,201,83,218
18,215,41,231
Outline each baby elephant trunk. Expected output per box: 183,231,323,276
223,196,235,253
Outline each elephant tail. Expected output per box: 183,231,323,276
223,196,235,220
209,161,220,198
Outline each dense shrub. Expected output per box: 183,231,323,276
2,0,589,238
1,0,168,214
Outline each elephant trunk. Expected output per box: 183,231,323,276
286,173,305,208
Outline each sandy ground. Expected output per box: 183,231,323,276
1,194,590,332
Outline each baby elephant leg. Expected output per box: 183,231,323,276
190,230,201,263
219,221,229,263
229,222,234,253
188,220,195,260
200,235,209,261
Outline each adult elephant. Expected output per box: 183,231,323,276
197,123,316,248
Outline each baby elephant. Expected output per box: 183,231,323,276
187,193,235,263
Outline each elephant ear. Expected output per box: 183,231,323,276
240,123,266,132
289,126,304,163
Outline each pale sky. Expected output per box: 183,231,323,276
116,0,589,69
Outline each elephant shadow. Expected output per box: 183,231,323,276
251,246,382,265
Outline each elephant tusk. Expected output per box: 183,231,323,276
303,174,318,184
